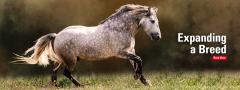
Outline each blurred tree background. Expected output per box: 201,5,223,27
0,0,239,76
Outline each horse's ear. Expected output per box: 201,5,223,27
153,7,158,13
147,7,151,16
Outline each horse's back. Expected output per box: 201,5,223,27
53,25,114,61
55,25,98,42
60,25,97,34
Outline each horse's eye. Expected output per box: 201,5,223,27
150,20,155,24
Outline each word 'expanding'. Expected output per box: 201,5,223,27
178,33,227,54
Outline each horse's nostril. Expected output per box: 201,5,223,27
150,33,160,41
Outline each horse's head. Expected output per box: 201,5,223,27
138,7,161,41
100,4,161,41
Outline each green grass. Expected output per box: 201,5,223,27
1,71,240,90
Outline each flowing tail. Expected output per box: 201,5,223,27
12,33,61,69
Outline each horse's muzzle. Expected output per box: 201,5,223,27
150,33,160,41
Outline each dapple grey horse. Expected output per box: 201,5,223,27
14,4,161,87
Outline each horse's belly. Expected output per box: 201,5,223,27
78,53,114,61
77,48,115,61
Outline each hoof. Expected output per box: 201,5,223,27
134,74,141,80
142,80,152,86
52,81,59,87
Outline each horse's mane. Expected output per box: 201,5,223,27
99,4,147,24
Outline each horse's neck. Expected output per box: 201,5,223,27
100,16,139,36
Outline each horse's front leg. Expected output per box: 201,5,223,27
125,53,152,86
129,60,139,79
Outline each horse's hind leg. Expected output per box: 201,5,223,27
62,57,84,87
63,67,84,87
51,62,61,87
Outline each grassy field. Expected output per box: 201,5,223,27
1,71,240,90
